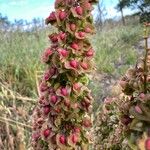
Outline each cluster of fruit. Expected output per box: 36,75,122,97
32,0,98,149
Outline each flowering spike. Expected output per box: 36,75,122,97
32,0,98,149
93,23,150,149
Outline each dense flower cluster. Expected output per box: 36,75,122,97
32,0,98,149
118,24,150,149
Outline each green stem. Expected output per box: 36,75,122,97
143,26,148,94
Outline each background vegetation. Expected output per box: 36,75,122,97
0,2,149,148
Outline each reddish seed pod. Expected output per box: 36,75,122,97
85,27,92,33
135,105,143,114
71,134,78,144
71,43,79,50
59,49,68,57
48,11,56,21
73,83,81,91
64,99,70,107
61,87,68,96
37,118,44,124
70,60,78,68
139,93,145,100
59,32,66,40
45,48,53,56
49,67,56,76
82,118,91,127
75,6,83,15
39,82,48,92
74,127,80,133
59,11,67,20
78,31,85,38
49,34,58,43
44,71,50,81
73,103,78,109
86,48,94,57
50,95,58,104
145,138,150,150
70,23,76,31
43,129,51,138
44,106,51,115
55,107,61,113
59,135,66,144
86,2,92,10
81,62,88,70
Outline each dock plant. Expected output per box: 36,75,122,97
93,23,150,150
32,0,98,149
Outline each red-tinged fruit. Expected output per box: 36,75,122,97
59,49,68,57
73,83,81,91
70,23,76,31
70,60,78,68
75,6,83,15
59,11,67,20
59,32,66,40
74,127,80,133
45,48,53,56
59,135,66,144
43,129,51,138
73,103,78,109
49,34,58,43
64,99,70,107
42,48,53,63
86,2,92,10
71,134,78,144
139,93,145,100
37,118,44,124
44,106,51,115
145,138,150,150
82,118,92,127
81,62,88,70
61,87,68,96
49,67,56,76
44,71,50,81
32,132,40,141
55,107,61,113
135,105,143,114
85,27,92,33
71,43,79,50
47,11,56,22
40,82,48,92
50,95,58,104
78,31,85,38
86,48,94,57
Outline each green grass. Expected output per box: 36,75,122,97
0,23,143,98
92,24,142,75
0,28,51,96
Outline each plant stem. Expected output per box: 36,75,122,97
143,24,149,93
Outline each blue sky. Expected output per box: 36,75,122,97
0,0,133,22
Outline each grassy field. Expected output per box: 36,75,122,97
0,22,143,96
0,19,144,149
